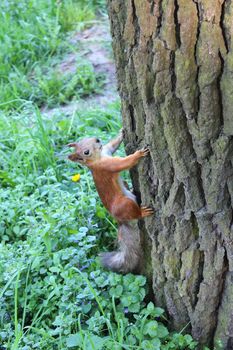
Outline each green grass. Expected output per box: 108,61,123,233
0,0,104,111
0,0,61,77
59,1,95,32
59,0,107,32
1,59,104,110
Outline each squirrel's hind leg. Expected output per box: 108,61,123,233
111,198,154,221
111,197,142,221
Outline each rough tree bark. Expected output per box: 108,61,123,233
107,0,233,348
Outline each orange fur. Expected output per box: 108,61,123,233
90,155,149,222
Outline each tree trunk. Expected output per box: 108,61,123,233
107,0,233,348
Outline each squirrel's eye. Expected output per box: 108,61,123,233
96,138,100,143
84,150,90,155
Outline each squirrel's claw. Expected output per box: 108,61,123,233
141,206,154,217
138,147,150,157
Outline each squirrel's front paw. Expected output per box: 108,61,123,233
137,147,150,157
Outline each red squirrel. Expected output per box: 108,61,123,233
68,130,153,273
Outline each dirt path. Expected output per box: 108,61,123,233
42,19,117,117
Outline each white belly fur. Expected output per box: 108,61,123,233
118,177,137,203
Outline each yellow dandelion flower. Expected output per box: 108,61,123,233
72,174,81,182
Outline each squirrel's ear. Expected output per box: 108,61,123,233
67,143,78,148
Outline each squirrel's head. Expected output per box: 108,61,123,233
67,137,102,164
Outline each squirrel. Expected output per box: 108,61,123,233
67,130,153,273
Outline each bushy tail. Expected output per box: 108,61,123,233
100,223,142,274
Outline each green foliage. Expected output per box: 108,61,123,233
59,0,95,32
0,0,60,75
0,101,121,178
58,0,107,33
32,61,103,107
1,239,198,349
1,60,103,110
0,0,104,111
